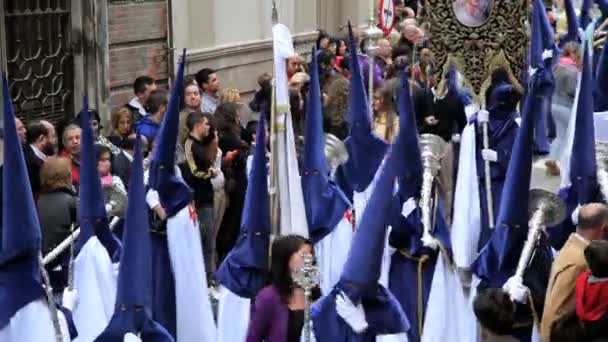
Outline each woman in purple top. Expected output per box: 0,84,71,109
246,235,319,342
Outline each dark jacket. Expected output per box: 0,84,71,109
218,129,249,194
180,135,214,207
37,187,79,255
420,89,467,141
112,150,133,190
23,145,45,196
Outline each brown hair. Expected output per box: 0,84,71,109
40,157,72,192
111,107,133,134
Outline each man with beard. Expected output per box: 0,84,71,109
24,120,58,196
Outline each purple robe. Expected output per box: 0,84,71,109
246,286,289,342
473,109,519,250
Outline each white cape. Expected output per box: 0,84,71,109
421,252,478,342
315,216,353,295
216,286,251,342
272,23,309,238
451,123,482,270
72,237,118,341
0,299,71,342
167,206,217,342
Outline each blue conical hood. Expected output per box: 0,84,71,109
562,0,580,44
570,40,597,204
151,49,185,169
96,138,174,341
75,98,119,259
595,36,608,111
148,49,192,217
215,117,270,298
302,47,350,243
446,63,459,95
115,136,149,306
395,71,423,198
0,74,45,329
530,0,545,68
0,75,40,262
337,22,388,193
340,143,397,290
494,76,543,269
536,0,556,57
580,0,592,29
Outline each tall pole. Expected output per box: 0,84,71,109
363,1,383,118
269,0,280,240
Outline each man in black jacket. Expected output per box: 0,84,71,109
24,120,57,196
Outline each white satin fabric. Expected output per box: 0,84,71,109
72,237,118,341
0,299,71,342
216,286,251,342
451,123,482,270
315,216,354,295
167,206,217,342
421,251,478,342
272,23,309,238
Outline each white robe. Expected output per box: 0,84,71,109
0,299,71,342
315,216,353,295
272,23,309,238
421,251,478,342
167,205,217,342
450,123,482,270
216,286,251,342
72,237,118,341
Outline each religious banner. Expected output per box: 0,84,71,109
425,0,529,101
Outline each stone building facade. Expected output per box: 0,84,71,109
0,0,374,129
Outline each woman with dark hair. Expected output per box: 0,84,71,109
215,102,249,262
316,30,330,50
247,235,319,342
97,145,127,220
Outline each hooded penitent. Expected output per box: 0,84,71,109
0,74,72,341
95,137,173,341
334,22,389,202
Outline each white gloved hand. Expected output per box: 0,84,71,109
529,66,538,77
210,171,225,192
401,197,417,219
335,292,369,333
105,203,114,215
421,233,439,250
502,275,528,304
477,110,489,123
481,149,498,162
465,104,480,120
542,49,553,61
452,133,461,143
571,205,582,225
62,288,79,311
124,333,143,342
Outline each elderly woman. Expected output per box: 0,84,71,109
37,156,78,296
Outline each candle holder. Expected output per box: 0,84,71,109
292,253,320,342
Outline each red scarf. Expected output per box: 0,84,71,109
576,270,608,321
